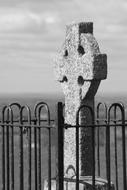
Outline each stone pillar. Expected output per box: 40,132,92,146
54,22,107,176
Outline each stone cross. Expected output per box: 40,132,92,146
54,22,107,176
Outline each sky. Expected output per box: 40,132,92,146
0,0,127,96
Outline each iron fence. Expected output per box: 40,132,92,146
0,102,56,190
0,101,127,190
57,102,127,190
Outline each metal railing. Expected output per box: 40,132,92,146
0,102,55,190
0,101,127,190
57,102,127,190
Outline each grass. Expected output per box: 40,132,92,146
95,127,127,190
0,127,126,190
0,127,56,190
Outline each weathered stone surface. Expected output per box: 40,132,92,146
44,177,115,190
54,22,108,184
54,22,107,125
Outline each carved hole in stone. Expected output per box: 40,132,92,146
78,76,84,86
61,76,68,83
64,50,68,57
77,45,85,55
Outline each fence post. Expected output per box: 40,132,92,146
56,102,64,190
54,22,107,177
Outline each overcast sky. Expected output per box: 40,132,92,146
0,0,126,95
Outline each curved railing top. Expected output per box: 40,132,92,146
0,101,52,127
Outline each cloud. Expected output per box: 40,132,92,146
0,0,126,94
0,8,30,31
0,6,60,33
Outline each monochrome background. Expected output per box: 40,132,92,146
0,0,126,96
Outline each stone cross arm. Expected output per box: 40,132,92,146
54,22,107,125
54,22,107,83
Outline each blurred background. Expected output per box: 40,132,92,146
0,0,126,98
